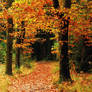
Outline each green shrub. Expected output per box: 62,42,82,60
0,42,6,63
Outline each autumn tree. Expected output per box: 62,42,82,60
16,21,25,68
6,17,13,75
68,0,92,72
53,0,72,81
0,0,14,75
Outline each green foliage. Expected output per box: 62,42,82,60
0,42,6,63
14,60,36,75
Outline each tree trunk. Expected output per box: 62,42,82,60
59,19,71,81
21,21,25,43
53,0,72,81
16,21,25,68
16,29,21,68
6,18,13,75
16,48,21,68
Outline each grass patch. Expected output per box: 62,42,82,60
51,61,59,74
0,64,9,92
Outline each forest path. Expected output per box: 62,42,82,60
8,62,59,92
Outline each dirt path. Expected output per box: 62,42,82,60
8,62,59,92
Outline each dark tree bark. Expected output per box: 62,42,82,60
64,0,71,8
16,29,21,68
6,18,13,75
16,21,25,68
53,0,59,8
21,21,25,43
59,18,71,81
53,0,72,81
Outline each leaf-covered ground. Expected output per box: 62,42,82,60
8,62,59,92
0,61,92,92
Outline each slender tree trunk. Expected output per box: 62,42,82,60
16,29,21,68
21,21,25,62
53,0,72,81
16,21,25,68
80,45,85,71
21,21,25,43
6,18,13,75
16,48,21,68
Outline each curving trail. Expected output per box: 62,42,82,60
8,62,59,92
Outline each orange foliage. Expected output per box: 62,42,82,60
0,0,92,53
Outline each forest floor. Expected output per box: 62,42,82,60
0,61,92,92
8,61,59,92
